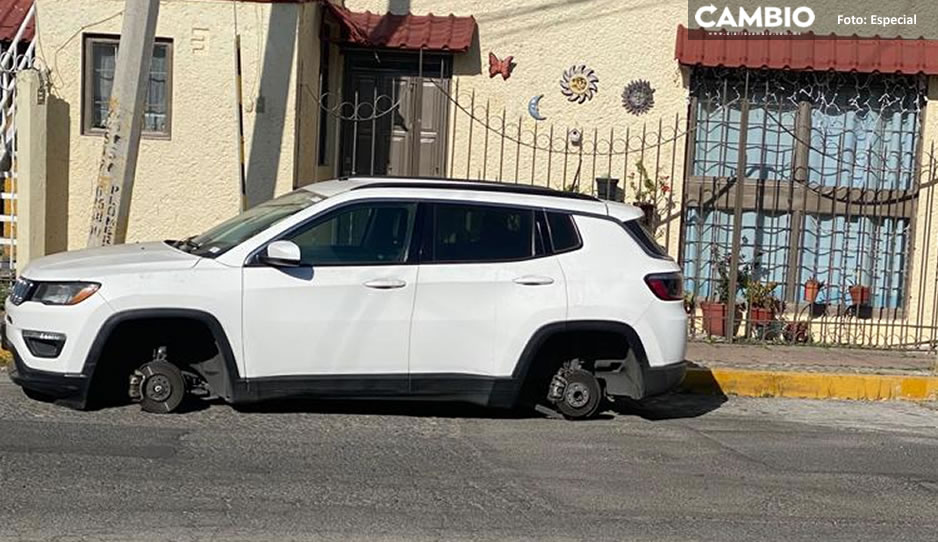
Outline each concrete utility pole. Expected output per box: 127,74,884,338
87,0,159,247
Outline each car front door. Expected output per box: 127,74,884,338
242,200,419,385
408,203,567,381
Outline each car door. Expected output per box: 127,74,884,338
408,203,566,379
242,200,419,382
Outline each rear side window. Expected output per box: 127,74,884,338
429,203,535,263
623,219,669,259
546,212,581,253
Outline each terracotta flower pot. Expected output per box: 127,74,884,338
748,306,774,326
804,279,821,304
699,301,742,337
848,285,871,306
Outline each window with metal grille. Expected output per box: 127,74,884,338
82,35,173,137
682,67,924,312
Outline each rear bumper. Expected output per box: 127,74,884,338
4,323,90,409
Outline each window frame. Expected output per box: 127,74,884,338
81,34,174,139
544,211,583,255
683,68,926,314
259,199,421,267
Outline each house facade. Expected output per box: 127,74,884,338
11,0,938,348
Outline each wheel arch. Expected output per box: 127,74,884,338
84,308,241,401
512,320,650,400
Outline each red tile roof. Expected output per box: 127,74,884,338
0,0,32,42
675,24,938,75
324,2,476,52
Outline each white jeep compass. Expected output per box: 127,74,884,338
4,178,687,419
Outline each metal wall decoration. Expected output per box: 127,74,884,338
622,79,655,115
488,52,515,80
527,94,547,121
560,64,599,103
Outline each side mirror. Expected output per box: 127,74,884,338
261,240,301,267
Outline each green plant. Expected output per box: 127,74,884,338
712,248,750,304
628,160,676,237
745,280,782,313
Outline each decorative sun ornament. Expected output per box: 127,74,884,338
622,79,656,115
560,65,599,104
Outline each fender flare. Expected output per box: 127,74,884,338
511,320,649,397
83,308,241,399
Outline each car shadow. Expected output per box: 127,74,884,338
230,398,536,419
610,391,727,421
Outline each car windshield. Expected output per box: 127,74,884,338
173,190,323,258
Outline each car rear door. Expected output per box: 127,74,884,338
408,203,567,380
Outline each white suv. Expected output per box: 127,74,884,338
4,178,687,419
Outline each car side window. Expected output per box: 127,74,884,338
429,203,535,263
285,202,417,265
546,212,581,253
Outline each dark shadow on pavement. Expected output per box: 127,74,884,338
612,390,728,421
231,398,536,419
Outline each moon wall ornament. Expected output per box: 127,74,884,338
560,65,599,104
527,95,547,121
622,79,655,115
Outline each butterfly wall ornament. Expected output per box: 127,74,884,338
488,52,515,80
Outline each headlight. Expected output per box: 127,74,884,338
31,282,100,305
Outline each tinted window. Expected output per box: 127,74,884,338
623,219,669,259
546,212,581,253
286,202,416,265
430,204,534,263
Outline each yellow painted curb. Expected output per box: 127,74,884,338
682,367,938,401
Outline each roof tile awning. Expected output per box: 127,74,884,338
0,0,33,42
323,2,476,53
675,24,938,75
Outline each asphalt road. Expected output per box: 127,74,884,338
1,380,937,541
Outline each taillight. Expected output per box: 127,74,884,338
644,272,683,301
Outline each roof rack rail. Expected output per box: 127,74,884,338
345,177,599,202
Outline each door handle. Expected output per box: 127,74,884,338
363,278,407,290
513,275,555,286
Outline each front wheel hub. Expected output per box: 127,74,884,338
144,374,173,403
564,381,591,409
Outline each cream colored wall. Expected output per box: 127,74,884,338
35,0,317,250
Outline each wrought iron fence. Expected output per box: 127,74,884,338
313,65,938,350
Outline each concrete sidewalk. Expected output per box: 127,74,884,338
682,341,938,401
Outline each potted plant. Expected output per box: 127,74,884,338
699,250,744,337
848,278,871,307
594,175,621,202
628,160,675,236
804,277,823,304
745,280,782,327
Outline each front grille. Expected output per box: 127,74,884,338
9,278,34,306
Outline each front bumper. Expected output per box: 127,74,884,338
4,322,91,409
